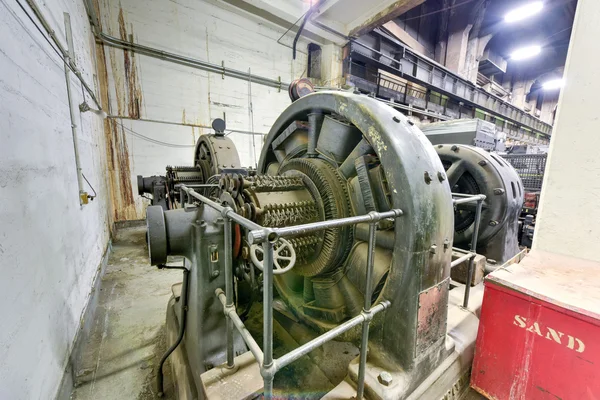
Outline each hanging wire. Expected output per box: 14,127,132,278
13,0,65,62
276,9,310,53
120,123,196,148
13,0,101,108
248,67,258,168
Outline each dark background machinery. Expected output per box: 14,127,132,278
435,144,523,264
137,118,242,210
420,118,500,151
417,119,525,263
502,153,547,248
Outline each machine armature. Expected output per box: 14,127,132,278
137,118,243,210
144,91,523,399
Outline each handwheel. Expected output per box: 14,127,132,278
250,238,296,274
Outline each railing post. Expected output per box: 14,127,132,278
463,198,484,308
180,189,186,207
223,210,235,368
262,241,275,399
356,221,378,399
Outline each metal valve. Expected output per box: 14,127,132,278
250,238,297,274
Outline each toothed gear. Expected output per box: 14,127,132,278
258,201,318,227
247,175,306,192
278,158,354,277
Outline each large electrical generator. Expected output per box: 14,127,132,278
142,91,524,400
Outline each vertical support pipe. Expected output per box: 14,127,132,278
262,241,275,399
63,13,86,205
307,112,324,157
356,221,377,399
180,189,186,207
463,199,484,308
224,212,235,368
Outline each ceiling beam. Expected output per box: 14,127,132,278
347,0,426,37
216,0,346,45
383,21,428,55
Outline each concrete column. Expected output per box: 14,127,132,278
461,1,490,82
445,22,472,74
539,91,559,125
445,0,487,78
320,44,344,88
511,76,528,109
435,0,451,64
533,0,600,262
463,33,492,83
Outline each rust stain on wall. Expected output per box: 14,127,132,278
107,119,136,221
94,0,138,223
107,45,124,116
118,8,143,119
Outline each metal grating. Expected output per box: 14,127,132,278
502,154,547,192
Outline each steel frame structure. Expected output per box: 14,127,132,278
347,29,553,139
176,184,485,399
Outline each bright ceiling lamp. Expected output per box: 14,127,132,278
505,1,544,23
543,78,564,90
510,45,542,60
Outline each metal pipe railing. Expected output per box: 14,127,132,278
262,240,275,399
223,213,235,368
275,301,390,370
247,209,403,245
180,184,219,188
451,193,486,308
450,252,475,268
216,290,264,365
181,186,262,231
451,192,480,198
178,185,403,399
453,194,486,205
464,197,484,308
356,221,378,399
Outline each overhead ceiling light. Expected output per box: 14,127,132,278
543,78,564,90
510,45,541,60
505,1,544,23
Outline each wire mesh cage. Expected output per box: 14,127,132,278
501,154,547,192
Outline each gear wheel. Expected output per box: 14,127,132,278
278,158,353,277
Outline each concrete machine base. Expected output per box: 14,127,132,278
165,283,484,400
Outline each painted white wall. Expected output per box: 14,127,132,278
98,0,311,220
0,0,111,398
533,0,600,262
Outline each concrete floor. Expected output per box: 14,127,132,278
69,225,485,400
70,226,180,400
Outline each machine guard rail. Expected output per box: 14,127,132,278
180,185,401,399
179,185,484,398
452,194,486,307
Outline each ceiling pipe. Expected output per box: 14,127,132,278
96,32,288,90
293,6,317,59
82,0,289,90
